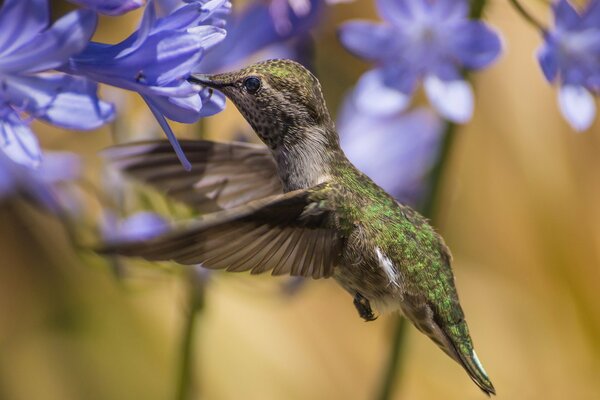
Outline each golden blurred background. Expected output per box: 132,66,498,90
1,1,599,399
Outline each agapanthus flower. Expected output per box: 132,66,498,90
69,0,145,15
0,150,81,213
338,94,443,205
198,0,320,73
538,0,600,131
65,0,231,170
338,0,502,123
0,0,114,168
102,211,170,243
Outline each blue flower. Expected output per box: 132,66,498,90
0,0,115,168
102,211,170,243
338,93,443,206
0,149,82,213
65,0,231,170
338,0,502,123
69,0,145,15
198,0,321,72
538,0,600,131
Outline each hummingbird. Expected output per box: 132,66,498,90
103,59,495,395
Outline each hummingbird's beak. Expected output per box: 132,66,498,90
188,73,230,89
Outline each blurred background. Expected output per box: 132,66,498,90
1,0,599,399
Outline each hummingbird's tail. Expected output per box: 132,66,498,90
402,300,495,395
451,339,496,396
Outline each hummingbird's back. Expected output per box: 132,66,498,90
328,160,495,395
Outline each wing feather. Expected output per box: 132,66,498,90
101,187,341,279
104,140,282,211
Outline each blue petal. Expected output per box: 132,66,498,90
0,9,97,74
582,0,600,28
352,69,412,115
147,93,203,122
558,85,596,131
0,110,42,169
198,88,226,117
198,0,318,72
553,0,581,30
0,152,16,198
0,0,48,56
68,0,145,16
38,151,81,183
376,0,426,25
142,94,192,170
449,21,502,70
424,75,474,123
338,21,398,61
117,0,157,58
39,76,116,130
155,0,229,32
429,0,468,21
2,74,115,129
537,42,558,83
70,27,224,91
103,211,170,242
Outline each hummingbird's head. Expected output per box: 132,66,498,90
189,59,333,149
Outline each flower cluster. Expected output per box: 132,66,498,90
538,0,600,131
0,0,232,201
339,0,502,123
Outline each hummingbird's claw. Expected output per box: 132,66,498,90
353,292,377,322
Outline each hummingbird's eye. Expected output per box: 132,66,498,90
243,76,261,94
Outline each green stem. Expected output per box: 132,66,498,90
422,122,457,220
376,318,408,400
507,0,547,32
175,270,206,400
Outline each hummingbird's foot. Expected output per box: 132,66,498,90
353,292,377,322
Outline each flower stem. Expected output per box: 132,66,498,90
508,0,547,32
175,270,206,400
376,317,408,400
374,120,456,400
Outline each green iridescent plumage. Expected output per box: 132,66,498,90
104,59,495,395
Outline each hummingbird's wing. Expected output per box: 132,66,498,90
104,140,282,212
101,186,341,279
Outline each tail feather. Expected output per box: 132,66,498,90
401,300,495,395
452,343,496,396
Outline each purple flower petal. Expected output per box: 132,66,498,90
338,21,398,61
558,85,596,131
147,93,203,122
537,42,558,83
0,9,97,74
102,211,170,242
2,74,115,130
424,75,474,123
198,0,318,72
68,0,145,16
117,1,156,58
0,0,48,56
38,152,81,183
198,88,226,116
142,95,192,170
553,0,581,30
376,0,422,25
450,21,502,70
429,0,468,22
581,0,600,28
0,110,42,169
353,69,412,115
